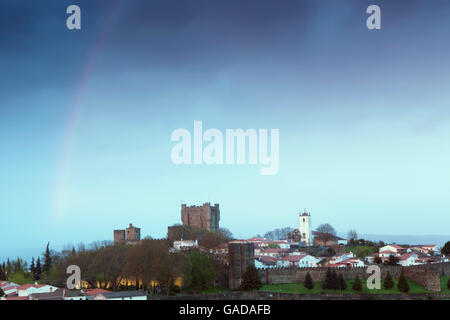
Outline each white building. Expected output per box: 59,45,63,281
0,281,18,296
329,252,355,264
379,245,406,256
398,253,418,267
173,240,198,251
17,284,58,297
280,254,321,268
299,211,312,246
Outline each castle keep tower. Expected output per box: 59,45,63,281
299,211,312,246
181,202,220,232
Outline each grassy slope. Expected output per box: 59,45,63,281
344,246,375,258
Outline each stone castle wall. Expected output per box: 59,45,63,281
258,262,450,292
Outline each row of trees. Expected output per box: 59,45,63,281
1,226,234,295
302,269,411,293
0,243,53,284
43,238,229,294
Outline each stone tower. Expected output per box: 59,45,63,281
181,202,220,232
126,223,141,242
299,211,312,246
228,242,255,289
114,223,141,244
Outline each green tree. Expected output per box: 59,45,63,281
398,270,410,293
374,256,382,264
30,257,35,277
304,272,314,290
42,242,52,276
441,241,450,256
6,259,11,277
338,273,347,290
322,269,331,290
239,264,262,291
331,270,339,290
188,251,216,292
0,262,5,280
383,271,394,290
384,255,399,265
352,276,362,292
34,257,41,281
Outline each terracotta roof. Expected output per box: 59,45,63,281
17,284,46,290
29,289,65,300
83,288,111,296
261,248,289,254
259,256,277,263
388,244,405,249
399,254,415,261
247,237,267,241
3,286,17,291
282,255,307,262
5,296,28,300
380,250,396,254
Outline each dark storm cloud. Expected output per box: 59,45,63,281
1,0,450,102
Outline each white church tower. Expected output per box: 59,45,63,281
299,211,312,246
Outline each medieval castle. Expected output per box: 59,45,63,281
181,202,220,232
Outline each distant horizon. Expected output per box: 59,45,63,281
2,230,448,264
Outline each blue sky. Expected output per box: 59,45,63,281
1,0,450,259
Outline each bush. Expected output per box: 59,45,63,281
304,272,314,290
0,287,4,297
352,276,362,292
383,271,394,290
398,270,410,293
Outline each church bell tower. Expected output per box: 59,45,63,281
299,211,312,246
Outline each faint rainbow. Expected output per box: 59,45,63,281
52,1,127,219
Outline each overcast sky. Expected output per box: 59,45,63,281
1,0,450,258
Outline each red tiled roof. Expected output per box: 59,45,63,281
6,296,28,300
247,237,267,242
259,256,277,263
399,254,415,261
83,288,111,296
261,248,289,253
17,284,47,290
389,245,405,249
282,255,307,262
3,286,17,291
